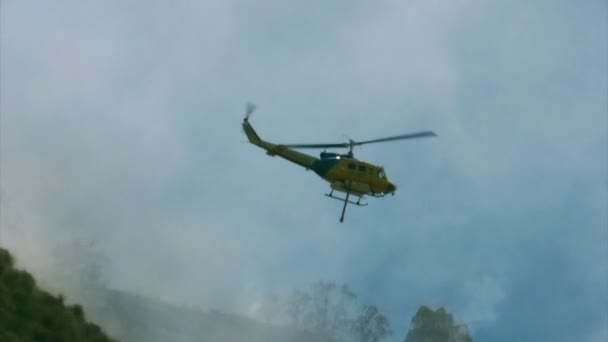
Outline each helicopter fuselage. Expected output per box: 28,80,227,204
243,119,397,197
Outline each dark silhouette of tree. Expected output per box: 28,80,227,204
306,281,337,331
352,305,392,342
282,281,391,342
305,281,360,335
404,306,472,342
286,289,311,328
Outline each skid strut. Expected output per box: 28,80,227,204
339,182,352,223
325,185,368,223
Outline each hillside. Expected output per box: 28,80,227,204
83,288,337,342
1,247,336,342
0,247,115,342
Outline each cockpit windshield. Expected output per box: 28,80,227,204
378,168,386,179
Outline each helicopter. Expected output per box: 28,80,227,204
242,103,437,222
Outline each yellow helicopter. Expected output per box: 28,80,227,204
242,103,437,222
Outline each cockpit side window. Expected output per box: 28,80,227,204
378,169,387,179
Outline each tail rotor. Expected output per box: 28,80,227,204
245,102,256,121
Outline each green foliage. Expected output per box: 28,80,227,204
404,306,472,342
0,247,116,342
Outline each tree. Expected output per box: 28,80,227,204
351,305,392,342
404,306,472,342
285,289,311,328
282,281,391,342
304,281,360,335
306,281,337,332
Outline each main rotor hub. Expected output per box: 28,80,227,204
347,139,356,153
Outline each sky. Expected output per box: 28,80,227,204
1,0,607,341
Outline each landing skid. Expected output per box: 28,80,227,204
325,192,368,206
325,188,367,223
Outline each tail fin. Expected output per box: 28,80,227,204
242,103,262,144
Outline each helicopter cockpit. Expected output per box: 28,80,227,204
378,168,387,179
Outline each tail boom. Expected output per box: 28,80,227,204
242,119,262,145
242,120,319,169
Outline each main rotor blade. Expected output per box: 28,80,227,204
284,131,437,149
353,131,437,146
284,143,349,149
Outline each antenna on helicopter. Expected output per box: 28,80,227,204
245,102,256,121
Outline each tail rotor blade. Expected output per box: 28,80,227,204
245,102,256,120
